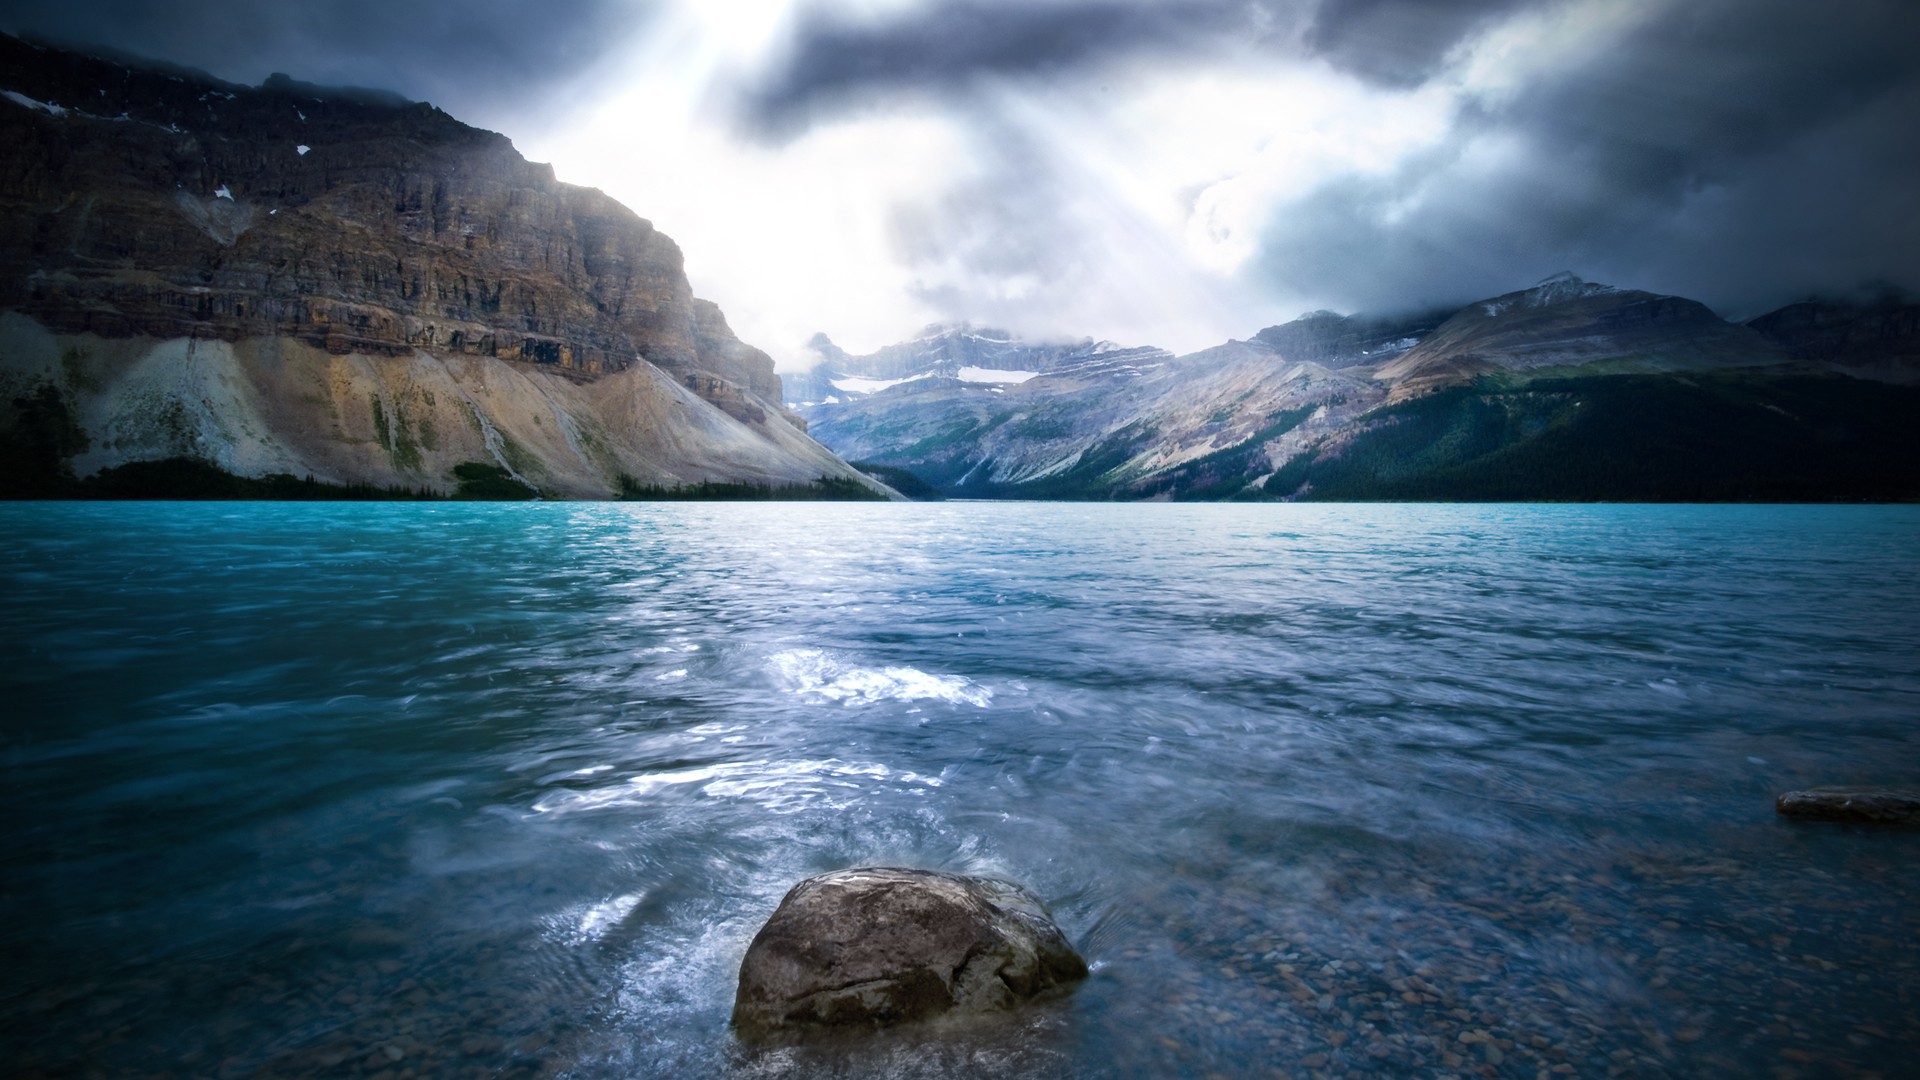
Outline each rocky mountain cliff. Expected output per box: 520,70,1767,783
798,275,1919,502
1249,308,1450,371
0,34,880,498
1745,292,1920,383
1370,274,1788,400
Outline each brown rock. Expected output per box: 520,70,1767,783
0,34,888,496
1775,787,1920,823
0,33,774,395
731,867,1087,1039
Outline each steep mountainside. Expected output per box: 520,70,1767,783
805,332,1383,498
798,275,1919,501
1249,308,1451,370
0,34,880,498
1369,274,1787,399
1746,293,1920,383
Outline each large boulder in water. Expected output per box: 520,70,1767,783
1776,787,1920,823
731,867,1088,1038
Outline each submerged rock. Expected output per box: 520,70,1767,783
1776,787,1920,823
731,867,1087,1038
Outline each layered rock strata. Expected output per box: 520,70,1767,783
0,34,858,496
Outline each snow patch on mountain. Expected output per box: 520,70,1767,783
788,323,1172,407
1523,272,1619,307
2,89,66,115
956,366,1039,384
830,373,932,394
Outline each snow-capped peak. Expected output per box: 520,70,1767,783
1482,273,1619,316
1522,272,1617,307
908,322,1015,344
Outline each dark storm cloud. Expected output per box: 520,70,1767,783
1304,0,1526,87
739,0,1272,137
738,0,1526,136
1253,0,1920,316
8,0,1913,333
0,0,655,118
739,0,1920,322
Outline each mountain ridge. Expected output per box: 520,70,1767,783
0,33,887,499
784,323,1173,407
794,274,1919,502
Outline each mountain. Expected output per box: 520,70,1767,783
796,275,1920,502
1369,273,1788,399
802,326,1380,498
1745,291,1920,383
1249,307,1452,370
782,323,1172,407
0,34,884,499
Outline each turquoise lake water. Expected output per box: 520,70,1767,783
2,502,1917,1078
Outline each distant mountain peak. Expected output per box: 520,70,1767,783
783,321,1171,406
910,322,1015,343
1476,273,1621,317
1528,272,1616,299
1252,307,1447,369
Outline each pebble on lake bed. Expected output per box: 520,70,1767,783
731,867,1087,1039
1775,787,1920,823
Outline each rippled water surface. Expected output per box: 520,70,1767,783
3,502,1917,1079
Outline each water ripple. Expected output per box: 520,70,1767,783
768,647,994,707
3,502,1917,1079
533,757,946,816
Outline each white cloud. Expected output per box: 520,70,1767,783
507,0,1714,362
17,0,1912,358
1449,0,1668,102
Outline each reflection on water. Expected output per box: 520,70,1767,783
531,757,946,816
2,502,1917,1078
769,648,995,708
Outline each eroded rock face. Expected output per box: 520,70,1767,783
0,34,888,496
732,867,1087,1038
1776,787,1920,823
0,33,779,401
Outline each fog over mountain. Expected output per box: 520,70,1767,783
4,0,1917,362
